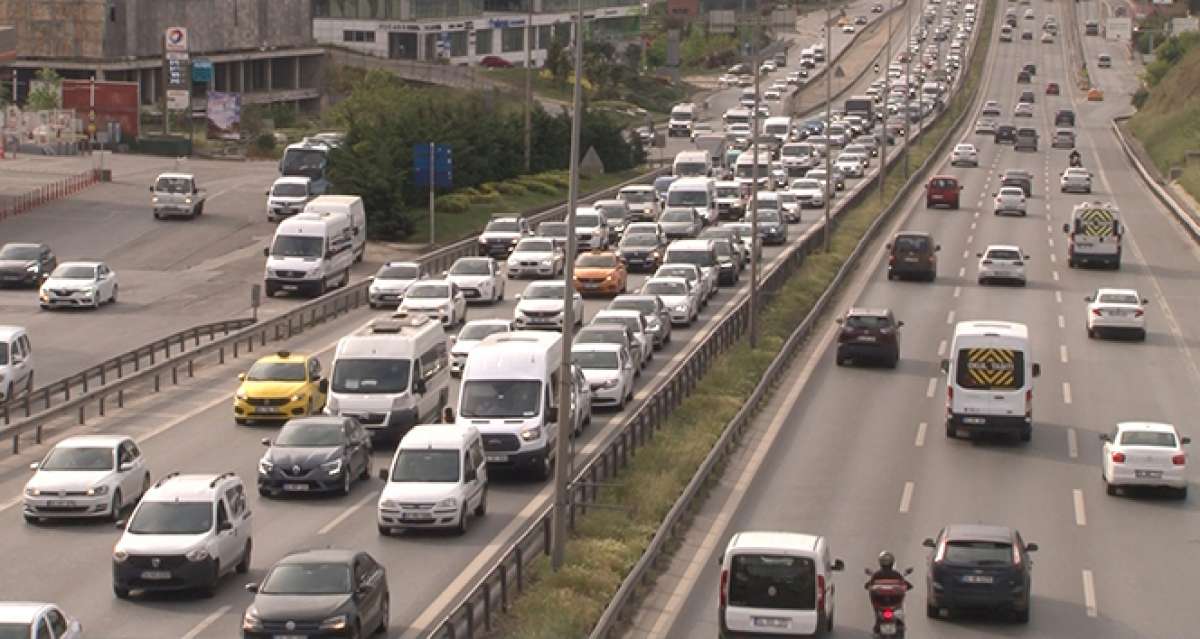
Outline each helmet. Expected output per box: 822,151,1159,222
878,551,896,570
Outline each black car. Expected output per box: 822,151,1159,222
615,233,666,272
994,125,1017,144
707,237,741,285
0,242,56,287
1022,62,1037,76
1018,90,1035,104
886,232,940,282
1001,169,1034,196
923,524,1038,622
257,416,373,496
243,549,389,638
1017,70,1031,83
835,307,903,367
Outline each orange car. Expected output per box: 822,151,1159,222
572,250,628,296
1087,88,1104,101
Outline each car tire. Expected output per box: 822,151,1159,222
376,595,390,634
265,283,278,298
341,469,353,496
1087,326,1095,339
887,272,894,281
927,603,940,618
114,584,131,599
474,487,488,516
1020,426,1032,442
1014,603,1030,624
378,524,392,536
946,421,957,438
110,285,118,304
108,490,123,523
25,373,34,395
236,540,252,574
140,474,151,501
887,353,899,369
199,562,220,598
235,418,248,425
1175,485,1188,500
532,453,553,482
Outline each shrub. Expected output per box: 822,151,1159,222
253,133,276,155
495,181,529,196
516,178,560,195
536,172,570,189
479,182,501,194
471,191,503,205
437,194,472,214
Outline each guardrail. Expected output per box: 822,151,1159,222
1111,116,1200,243
0,170,100,222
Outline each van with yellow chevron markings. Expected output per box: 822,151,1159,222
940,321,1042,443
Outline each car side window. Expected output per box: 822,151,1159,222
308,358,322,381
216,500,230,528
127,441,142,459
19,335,31,356
231,485,247,517
46,609,67,636
35,617,53,639
118,443,133,465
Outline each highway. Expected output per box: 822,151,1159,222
636,1,1200,638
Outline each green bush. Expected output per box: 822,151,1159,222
437,194,472,213
536,172,570,189
495,181,529,196
253,134,276,154
479,182,501,194
516,178,560,195
470,191,503,205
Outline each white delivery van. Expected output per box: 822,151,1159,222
265,176,316,222
327,314,450,441
734,150,773,191
718,531,845,637
303,195,367,263
942,321,1041,442
673,150,712,178
763,116,794,144
669,102,697,137
377,424,487,535
458,331,564,480
1062,201,1122,269
263,209,356,297
666,177,717,225
723,107,752,127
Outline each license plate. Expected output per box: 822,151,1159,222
964,416,986,424
528,318,552,324
880,622,898,634
857,335,877,342
487,454,509,463
283,483,310,491
255,406,281,414
401,513,434,521
274,635,306,639
1075,242,1093,248
963,574,994,583
585,283,600,289
752,616,790,628
47,500,76,507
282,284,299,290
140,570,171,580
464,290,480,298
1135,470,1163,479
904,256,919,262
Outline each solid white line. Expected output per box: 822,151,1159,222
937,339,947,357
1052,270,1060,282
180,605,232,639
318,491,377,535
1055,290,1063,304
1060,344,1069,363
1073,489,1087,527
953,286,962,298
1058,314,1066,329
958,266,966,277
899,481,915,513
1068,427,1079,459
1063,382,1073,405
1082,569,1098,617
915,422,927,447
926,377,938,398
946,310,955,325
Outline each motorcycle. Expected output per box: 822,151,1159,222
1069,153,1082,168
864,567,914,637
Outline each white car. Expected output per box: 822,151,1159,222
38,261,118,310
1041,31,1054,43
981,100,1002,117
656,262,715,303
690,122,715,142
23,435,151,523
977,244,1029,285
1101,422,1189,498
506,238,565,279
1060,167,1093,193
574,209,610,250
368,261,425,309
842,23,856,32
786,71,803,85
0,603,82,638
764,88,783,101
834,155,865,178
513,281,584,330
719,73,739,86
398,280,468,326
789,178,827,208
445,256,505,304
571,343,635,409
951,143,978,166
641,276,700,326
993,186,1028,216
1085,288,1148,340
974,119,996,135
450,319,513,376
726,122,752,143
1013,102,1035,118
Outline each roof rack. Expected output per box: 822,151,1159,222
153,472,181,488
370,314,430,333
209,472,237,488
276,350,292,358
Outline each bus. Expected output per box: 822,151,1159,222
279,135,342,196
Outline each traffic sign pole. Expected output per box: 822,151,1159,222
429,142,436,246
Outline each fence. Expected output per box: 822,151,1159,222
0,170,100,222
1111,116,1200,243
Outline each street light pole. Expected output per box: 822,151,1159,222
822,0,832,253
903,0,911,176
749,2,761,349
551,0,585,572
878,0,893,204
524,0,535,173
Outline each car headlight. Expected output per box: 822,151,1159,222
369,286,380,295
258,457,274,474
81,286,95,294
185,548,211,562
319,615,349,631
511,238,520,244
24,487,40,497
674,304,689,313
86,485,109,496
113,550,129,563
242,609,263,631
236,390,248,401
184,197,192,204
152,196,159,203
508,259,520,268
291,393,306,402
601,378,620,389
435,498,458,509
25,264,38,273
321,459,343,475
520,426,542,442
478,238,488,245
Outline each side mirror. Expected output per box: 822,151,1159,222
1032,363,1042,377
716,554,723,567
546,405,559,423
261,438,272,446
148,186,154,192
959,185,964,190
237,372,247,382
992,192,997,197
28,462,39,471
465,467,478,482
245,583,260,593
442,270,448,277
1025,543,1039,552
922,537,936,548
832,558,845,571
885,243,892,249
975,252,983,257
940,358,950,373
897,320,905,327
114,519,127,529
1024,255,1031,260
319,379,330,394
219,521,234,533
1062,223,1070,233
904,567,914,575
515,294,522,301
1182,437,1192,445
412,378,426,395
262,247,270,257
1142,299,1150,305
935,244,941,251
265,190,271,196
119,462,134,472
835,317,844,324
378,468,389,481
367,275,375,282
1084,296,1094,302
1099,433,1112,442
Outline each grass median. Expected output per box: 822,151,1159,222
492,3,995,637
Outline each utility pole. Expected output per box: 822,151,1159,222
822,0,833,253
749,0,761,349
551,0,585,572
878,0,893,204
903,0,912,176
524,0,535,173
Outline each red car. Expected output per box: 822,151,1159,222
924,175,963,209
479,56,513,68
1045,82,1060,95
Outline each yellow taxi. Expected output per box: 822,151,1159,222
572,250,628,297
233,351,328,425
1087,88,1104,101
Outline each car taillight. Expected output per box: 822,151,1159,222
882,608,895,621
889,255,896,264
720,569,728,607
981,259,993,265
817,575,826,612
1111,451,1126,464
1134,309,1144,317
946,386,953,408
1092,308,1103,316
1012,543,1022,566
1173,454,1187,465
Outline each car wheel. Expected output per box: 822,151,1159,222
341,469,353,496
236,540,252,574
946,420,957,438
235,418,248,425
453,506,470,536
887,272,894,281
1087,326,1095,339
24,373,34,395
141,474,151,501
198,562,220,598
108,490,123,522
377,594,390,634
532,453,553,482
1014,602,1030,623
1104,476,1117,496
1176,485,1188,500
114,584,131,599
110,285,118,304
888,353,899,369
1020,426,1032,442
927,603,939,618
378,524,392,536
474,487,488,516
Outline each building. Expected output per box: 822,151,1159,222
313,0,644,66
0,0,324,109
667,0,699,19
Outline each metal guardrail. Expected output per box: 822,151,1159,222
1110,116,1200,243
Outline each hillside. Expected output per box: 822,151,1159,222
1128,35,1200,198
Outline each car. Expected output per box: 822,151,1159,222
993,186,1027,215
718,73,739,86
994,124,1017,144
690,121,715,142
1052,128,1076,148
856,14,869,24
977,245,1029,285
1017,70,1031,82
1085,288,1148,340
842,23,856,32
807,167,845,191
655,263,712,306
256,416,372,497
1060,167,1093,193
1088,88,1105,101
1100,422,1189,498
112,472,253,599
1014,127,1038,151
1001,169,1034,196
616,232,666,273
507,237,565,279
444,257,504,304
872,2,884,11
242,548,389,638
571,343,636,409
574,208,612,249
234,351,328,425
0,603,81,638
23,435,151,523
477,215,531,258
835,307,903,367
397,280,468,327
786,71,803,85
1040,31,1054,43
951,143,978,166
591,309,654,368
150,172,206,219
763,88,782,101
834,154,866,178
594,199,632,240
1013,103,1034,118
925,175,963,209
748,208,788,245
479,55,513,68
513,280,584,330
449,319,513,376
1021,29,1033,40
0,242,56,287
700,227,749,266
609,294,672,348
641,277,701,326
573,250,629,296
789,178,827,209
922,524,1037,622
368,261,425,309
618,184,661,222
658,207,703,239
575,325,644,374
1097,53,1112,68
1023,8,1034,18
1085,20,1099,35
1018,89,1036,104
38,261,118,310
887,231,940,281
0,325,33,402
974,118,996,135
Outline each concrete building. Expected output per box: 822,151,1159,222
0,0,324,108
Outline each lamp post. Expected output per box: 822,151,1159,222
878,0,894,204
822,0,833,253
524,0,535,173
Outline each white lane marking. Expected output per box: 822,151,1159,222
937,339,947,357
1073,489,1087,527
946,310,955,325
1063,382,1073,405
1055,290,1063,304
1060,344,1069,363
899,481,915,514
1082,569,1098,618
926,377,938,398
1048,237,1055,247
970,221,977,230
318,491,377,535
958,266,966,277
915,422,927,447
1068,427,1079,459
966,234,974,244
962,249,970,259
973,211,980,218
1047,224,1053,233
953,286,962,298
180,605,232,639
1052,270,1060,282
1050,253,1057,263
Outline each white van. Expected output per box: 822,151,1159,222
669,102,697,137
303,195,367,263
666,177,717,225
673,150,712,178
723,107,752,127
327,315,450,441
0,325,34,402
734,150,773,191
718,531,845,637
263,209,356,297
763,116,794,144
942,321,1041,441
458,331,564,480
377,424,487,535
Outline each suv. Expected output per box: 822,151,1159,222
112,472,253,598
1014,127,1038,152
887,232,940,281
835,307,904,367
923,524,1038,622
925,175,963,209
476,215,532,258
994,124,1017,144
1054,108,1075,127
0,242,56,287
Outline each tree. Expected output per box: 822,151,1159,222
26,67,62,111
546,36,571,87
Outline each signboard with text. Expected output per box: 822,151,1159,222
163,27,190,112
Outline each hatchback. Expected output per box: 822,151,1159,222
923,524,1037,622
887,232,940,281
977,245,1030,285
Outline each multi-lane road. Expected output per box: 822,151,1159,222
637,1,1200,638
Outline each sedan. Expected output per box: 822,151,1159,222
1041,31,1054,43
514,281,584,330
789,178,827,208
0,603,81,639
397,280,468,326
1100,422,1189,498
1060,167,1092,193
950,143,978,167
980,101,1002,117
977,245,1029,285
23,435,151,523
609,294,672,348
506,238,565,279
974,119,996,135
571,344,635,409
641,277,701,326
1013,102,1034,118
368,261,425,309
1085,288,1148,340
992,186,1027,216
38,261,119,310
444,256,505,304
1045,82,1060,95
654,264,712,306
659,207,703,239
923,525,1037,622
257,416,372,496
242,549,389,638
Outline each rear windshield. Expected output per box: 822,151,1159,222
893,236,930,252
944,541,1014,567
1120,431,1176,447
1097,293,1138,305
666,249,714,267
845,315,891,329
729,554,815,610
929,178,957,189
956,348,1025,390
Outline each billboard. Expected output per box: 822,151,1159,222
1105,17,1131,40
164,27,190,113
61,80,140,139
206,91,241,139
709,10,736,33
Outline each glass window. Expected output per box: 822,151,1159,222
332,358,411,393
49,265,96,279
537,25,551,50
377,264,420,280
262,563,353,594
459,323,510,341
475,29,493,55
955,348,1025,390
128,502,213,534
407,284,450,299
40,447,114,471
573,350,620,369
460,380,542,417
390,449,460,482
449,31,468,57
269,235,323,258
729,554,816,610
0,244,39,260
1119,431,1177,447
577,254,617,268
893,236,929,252
943,541,1014,566
276,420,347,446
0,342,7,366
246,361,306,382
450,259,492,275
1097,293,1138,305
46,610,67,636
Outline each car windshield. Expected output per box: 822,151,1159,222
407,284,449,299
986,249,1022,260
729,554,816,610
0,245,39,260
0,624,34,639
49,265,96,279
661,210,694,223
674,163,708,177
516,240,554,253
486,220,521,233
575,328,624,345
154,177,191,193
377,265,419,280
573,350,620,369
944,540,1014,566
270,235,324,258
621,235,659,248
246,361,307,382
1098,293,1138,305
261,563,352,595
845,315,891,329
390,449,460,482
524,284,564,299
956,145,973,152
0,342,6,365
272,182,308,197
793,180,821,190
658,267,696,281
450,260,491,275
597,205,627,220
40,446,113,471
716,186,741,198
459,323,509,341
128,501,212,534
281,148,328,179
331,358,411,393
539,223,568,237
594,316,639,334
644,281,688,295
667,190,709,206
577,254,617,268
620,191,654,204
1120,431,1177,447
575,214,602,228
460,380,542,418
275,421,345,447
611,300,654,316
758,210,782,224
667,250,713,267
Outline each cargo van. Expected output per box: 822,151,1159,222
1062,201,1122,268
669,102,697,137
458,332,564,480
327,314,450,441
941,321,1041,442
673,150,712,177
763,116,794,144
666,177,717,225
377,424,487,535
263,208,357,297
265,176,315,222
303,195,367,263
734,150,773,191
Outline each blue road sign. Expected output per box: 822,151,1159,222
413,143,453,189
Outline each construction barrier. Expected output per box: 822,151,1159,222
0,170,99,222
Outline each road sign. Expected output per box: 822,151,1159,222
166,90,190,111
413,143,453,189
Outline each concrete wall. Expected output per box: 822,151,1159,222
0,0,108,58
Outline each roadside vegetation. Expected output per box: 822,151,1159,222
1128,32,1200,200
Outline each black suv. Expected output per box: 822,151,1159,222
923,524,1038,623
0,242,56,287
1017,70,1031,83
994,125,1017,144
1000,169,1033,196
1018,90,1035,104
887,232,940,282
835,307,903,368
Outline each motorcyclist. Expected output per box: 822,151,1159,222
865,551,914,590
1069,149,1082,167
